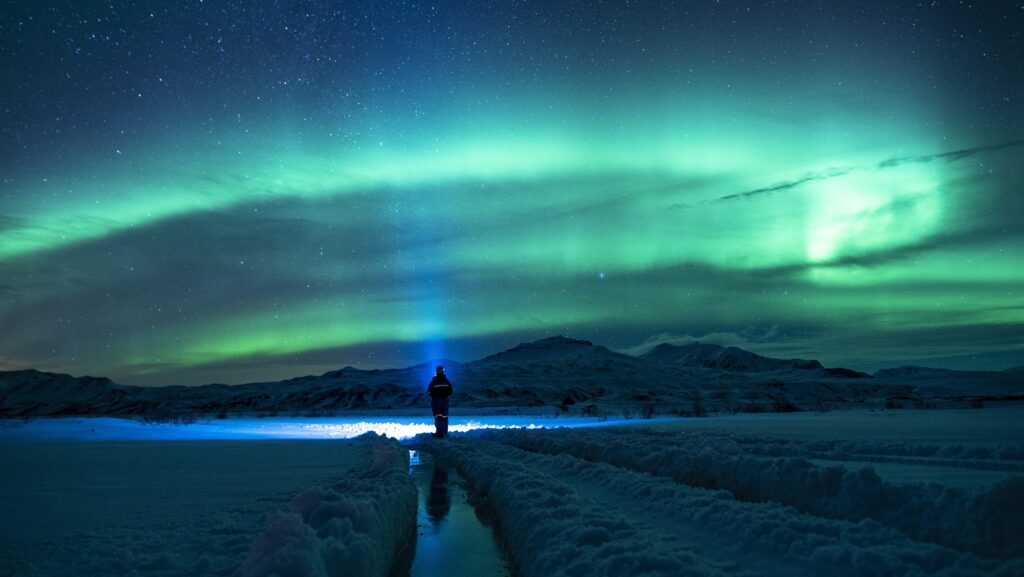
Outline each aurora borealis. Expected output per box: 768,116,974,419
1,2,1021,385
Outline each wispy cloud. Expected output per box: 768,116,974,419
713,166,856,202
709,139,1024,204
877,139,1024,168
619,325,785,357
748,225,1024,278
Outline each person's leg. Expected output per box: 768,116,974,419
439,398,449,436
432,399,445,437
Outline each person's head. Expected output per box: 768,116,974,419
435,365,445,375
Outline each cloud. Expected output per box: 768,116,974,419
710,139,1024,204
0,215,30,233
713,165,856,203
876,139,1024,168
753,225,1024,278
619,325,785,357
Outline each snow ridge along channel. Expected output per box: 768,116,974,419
235,433,417,577
487,427,1024,559
431,433,1023,577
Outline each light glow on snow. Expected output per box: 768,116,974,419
0,415,679,441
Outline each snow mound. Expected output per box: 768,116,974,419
235,433,416,577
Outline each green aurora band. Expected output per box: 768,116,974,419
1,2,1021,384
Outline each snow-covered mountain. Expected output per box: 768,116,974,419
478,336,632,364
640,341,824,372
0,337,1017,418
0,369,128,415
872,365,1023,396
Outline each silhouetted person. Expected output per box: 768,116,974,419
426,460,451,525
427,365,452,438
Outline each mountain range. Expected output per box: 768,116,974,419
1,336,1020,418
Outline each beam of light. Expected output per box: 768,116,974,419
0,416,686,441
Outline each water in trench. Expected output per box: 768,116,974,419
405,450,511,577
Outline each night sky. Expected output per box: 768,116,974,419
1,2,1022,385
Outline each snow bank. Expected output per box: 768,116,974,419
235,433,417,577
427,438,712,577
725,434,1024,470
431,436,1019,576
0,438,395,576
488,427,1024,559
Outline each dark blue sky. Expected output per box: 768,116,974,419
1,1,1022,384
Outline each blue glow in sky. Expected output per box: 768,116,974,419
1,2,1022,384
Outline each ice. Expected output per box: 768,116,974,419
408,453,510,577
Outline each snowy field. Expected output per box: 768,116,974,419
0,414,659,577
1,408,1022,576
0,434,416,577
0,414,676,441
426,407,1024,576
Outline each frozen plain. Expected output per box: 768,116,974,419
0,407,1021,576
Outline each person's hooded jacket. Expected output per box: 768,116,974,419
427,373,452,398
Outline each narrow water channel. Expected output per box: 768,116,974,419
406,450,511,577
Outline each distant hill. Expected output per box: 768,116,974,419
478,336,631,364
872,365,1022,396
874,366,963,379
0,337,1017,418
0,369,127,415
640,341,823,372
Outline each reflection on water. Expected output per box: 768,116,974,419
426,460,451,526
409,454,510,577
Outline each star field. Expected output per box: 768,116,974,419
1,1,1022,385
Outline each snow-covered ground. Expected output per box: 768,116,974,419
0,434,415,577
423,407,1024,576
0,414,679,441
0,414,662,576
1,408,1021,576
